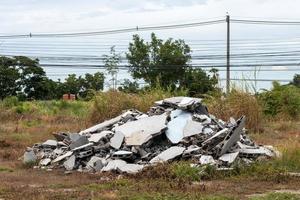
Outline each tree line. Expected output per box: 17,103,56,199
8,33,300,101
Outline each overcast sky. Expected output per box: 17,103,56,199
1,0,299,34
1,0,300,90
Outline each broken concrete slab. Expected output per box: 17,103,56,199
39,158,52,166
166,110,192,144
199,155,216,165
88,131,112,143
52,151,73,163
101,159,127,172
150,146,186,164
42,140,58,147
238,146,274,157
86,156,107,171
115,114,167,146
219,116,246,156
64,155,76,171
110,131,124,149
23,149,37,164
117,163,144,174
183,119,204,138
219,152,239,164
80,115,122,134
69,136,89,150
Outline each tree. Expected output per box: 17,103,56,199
126,33,191,88
0,56,21,99
80,72,105,97
104,46,121,90
15,56,50,99
63,74,83,95
181,68,218,96
291,74,300,87
118,79,139,93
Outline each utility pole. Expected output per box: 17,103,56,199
226,14,230,94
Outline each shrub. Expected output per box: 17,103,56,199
2,96,19,108
259,82,300,119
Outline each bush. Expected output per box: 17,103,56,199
2,96,19,108
259,82,300,119
204,89,263,132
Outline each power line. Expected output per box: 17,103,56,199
231,19,300,25
0,19,225,39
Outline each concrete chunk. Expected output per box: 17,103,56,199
117,164,144,174
52,151,73,163
86,156,107,171
69,136,89,150
23,149,37,164
116,114,167,146
39,158,52,166
110,131,124,149
199,155,216,165
166,110,192,144
88,131,112,143
183,119,204,138
64,155,76,171
220,116,246,155
150,146,185,164
101,160,127,172
80,115,122,134
42,140,58,147
219,152,239,164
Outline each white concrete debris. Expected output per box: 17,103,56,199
219,152,239,164
42,140,57,147
88,131,112,143
86,156,107,171
116,114,167,146
166,110,192,143
110,131,124,149
64,155,76,171
24,96,277,174
117,163,144,174
199,155,216,165
150,146,186,164
39,158,52,166
23,149,37,164
80,115,122,134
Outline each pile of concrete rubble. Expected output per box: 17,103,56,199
23,97,278,174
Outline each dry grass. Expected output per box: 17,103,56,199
205,89,263,132
89,88,187,123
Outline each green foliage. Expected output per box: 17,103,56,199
250,192,300,200
126,33,217,96
181,68,218,97
259,81,300,118
118,79,140,93
2,96,19,107
170,162,201,181
104,46,121,90
0,56,21,99
291,73,300,87
126,33,191,88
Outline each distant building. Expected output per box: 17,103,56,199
62,94,76,101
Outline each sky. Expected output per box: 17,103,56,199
1,0,300,91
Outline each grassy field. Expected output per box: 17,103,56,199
0,92,300,200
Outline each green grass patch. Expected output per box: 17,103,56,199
0,166,13,172
250,192,300,200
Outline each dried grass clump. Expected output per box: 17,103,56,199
205,89,263,132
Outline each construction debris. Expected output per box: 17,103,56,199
23,96,277,174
